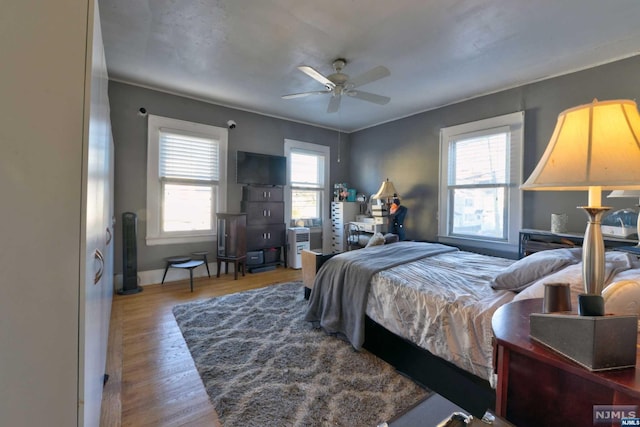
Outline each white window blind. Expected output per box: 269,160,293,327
159,130,219,182
289,150,325,220
290,151,322,188
447,130,509,239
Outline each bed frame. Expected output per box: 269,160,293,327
301,250,495,418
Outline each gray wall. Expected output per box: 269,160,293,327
111,54,640,272
109,82,350,273
350,55,640,256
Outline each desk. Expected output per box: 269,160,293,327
350,220,388,234
492,299,640,427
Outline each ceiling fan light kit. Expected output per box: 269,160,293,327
282,58,390,113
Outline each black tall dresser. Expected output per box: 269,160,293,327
241,185,287,271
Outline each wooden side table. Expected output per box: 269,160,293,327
492,299,640,427
301,250,336,299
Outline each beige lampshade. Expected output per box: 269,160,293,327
373,178,397,200
521,99,640,193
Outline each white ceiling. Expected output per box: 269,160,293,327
99,0,640,132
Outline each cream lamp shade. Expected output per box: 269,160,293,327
373,178,397,202
521,99,640,203
521,99,640,309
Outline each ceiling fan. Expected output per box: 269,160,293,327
282,58,390,113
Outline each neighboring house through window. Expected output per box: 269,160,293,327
146,115,228,245
284,139,331,253
438,111,523,254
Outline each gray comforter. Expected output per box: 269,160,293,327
304,241,458,349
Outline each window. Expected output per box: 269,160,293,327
146,115,227,245
438,111,523,252
284,140,330,251
290,151,323,220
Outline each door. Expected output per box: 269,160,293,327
80,3,114,425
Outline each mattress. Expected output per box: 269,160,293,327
365,251,516,387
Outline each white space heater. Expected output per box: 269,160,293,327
287,227,310,269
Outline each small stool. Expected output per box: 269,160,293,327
162,256,191,284
170,260,205,292
216,255,246,280
191,251,210,278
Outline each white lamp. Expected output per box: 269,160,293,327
372,178,398,208
607,189,640,247
521,99,640,315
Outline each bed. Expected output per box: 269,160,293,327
303,241,640,417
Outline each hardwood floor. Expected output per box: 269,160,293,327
100,266,303,427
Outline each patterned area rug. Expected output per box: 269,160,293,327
172,281,429,427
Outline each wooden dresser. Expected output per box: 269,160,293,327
519,229,635,258
241,185,286,270
492,299,640,427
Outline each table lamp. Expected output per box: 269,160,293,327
607,189,640,247
372,178,397,208
521,99,640,316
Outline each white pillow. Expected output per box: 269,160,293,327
491,248,582,292
602,280,640,316
512,263,583,301
513,255,640,304
365,232,385,248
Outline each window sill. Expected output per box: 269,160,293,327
438,235,518,258
146,233,215,246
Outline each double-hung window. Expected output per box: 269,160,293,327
438,111,523,253
147,115,227,245
284,139,330,251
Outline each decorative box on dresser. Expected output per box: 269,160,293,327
492,298,640,427
330,201,360,253
241,185,287,271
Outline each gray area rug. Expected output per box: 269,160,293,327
172,281,429,427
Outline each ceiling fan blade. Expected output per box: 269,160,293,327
281,90,330,99
348,90,390,105
298,65,336,89
327,95,341,113
349,66,390,88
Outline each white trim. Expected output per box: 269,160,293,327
113,261,224,288
438,111,524,253
284,139,331,254
146,114,228,245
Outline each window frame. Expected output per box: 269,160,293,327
284,139,331,253
146,115,227,245
438,111,524,254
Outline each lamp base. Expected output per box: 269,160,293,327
579,206,609,295
577,293,604,316
530,312,638,371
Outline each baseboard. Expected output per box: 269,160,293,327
114,262,218,289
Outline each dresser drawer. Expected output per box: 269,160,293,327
242,186,283,202
246,224,285,250
242,201,284,225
